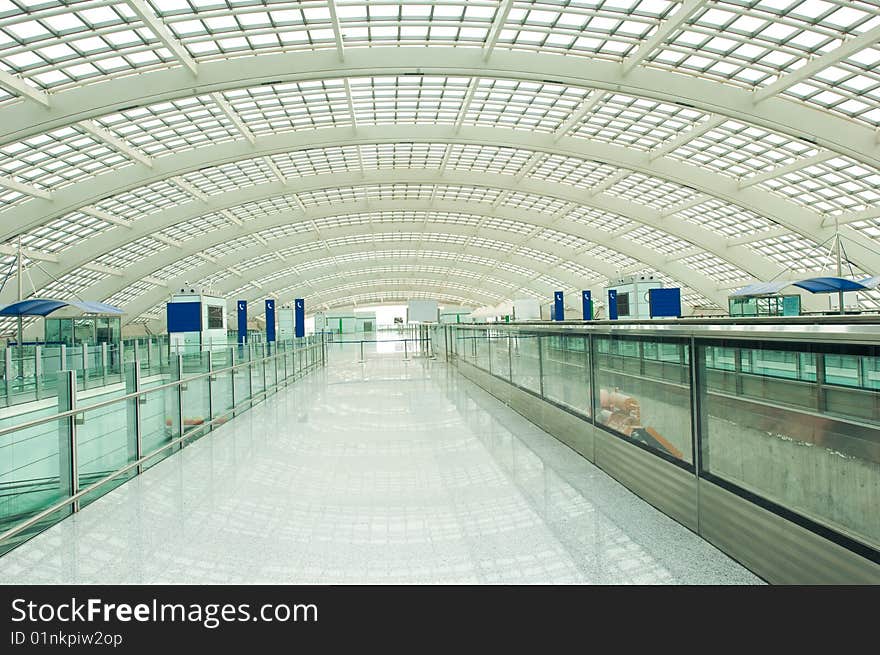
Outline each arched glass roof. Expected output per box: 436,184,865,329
0,0,878,328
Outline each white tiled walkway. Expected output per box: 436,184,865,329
0,344,761,584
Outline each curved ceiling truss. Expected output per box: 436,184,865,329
0,1,878,327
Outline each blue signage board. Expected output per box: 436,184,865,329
237,300,247,344
167,302,201,333
265,298,276,342
582,290,592,321
607,289,618,320
294,298,305,338
648,288,682,318
553,291,564,321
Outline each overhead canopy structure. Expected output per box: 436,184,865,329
0,299,124,317
732,277,880,298
0,1,879,331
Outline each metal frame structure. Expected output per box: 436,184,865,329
0,1,878,327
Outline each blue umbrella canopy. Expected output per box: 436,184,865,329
0,298,123,316
733,276,880,297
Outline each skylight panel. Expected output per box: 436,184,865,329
605,172,692,209
624,225,692,254
530,155,620,188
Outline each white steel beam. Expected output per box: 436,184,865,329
327,0,345,61
622,0,709,74
220,209,243,226
514,152,544,181
590,170,627,196
649,115,725,160
0,243,57,263
737,151,837,188
153,234,181,249
4,164,796,308
69,201,732,322
77,120,153,167
483,0,514,61
80,206,133,229
124,0,198,76
264,157,287,184
343,79,358,128
171,176,208,203
0,174,51,200
82,262,123,276
727,227,789,246
553,90,604,142
754,25,880,103
660,193,709,217
210,93,255,145
0,49,877,174
454,78,480,133
0,69,50,108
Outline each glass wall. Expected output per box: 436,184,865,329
510,332,541,394
699,340,880,551
541,334,591,417
593,335,692,463
44,317,122,346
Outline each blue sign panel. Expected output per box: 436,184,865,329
607,289,618,320
265,298,276,342
294,298,305,338
167,302,201,333
581,290,592,321
237,300,247,344
553,291,564,321
648,288,682,318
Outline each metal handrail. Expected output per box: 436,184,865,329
331,337,428,344
0,343,319,440
0,341,324,546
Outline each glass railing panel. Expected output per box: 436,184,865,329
473,329,490,370
510,332,541,394
233,352,252,413
251,354,265,399
0,415,72,554
541,334,591,416
489,331,511,380
211,363,234,425
139,383,180,471
180,353,211,443
698,340,880,551
594,334,692,464
76,399,136,508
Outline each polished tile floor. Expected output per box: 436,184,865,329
0,344,761,584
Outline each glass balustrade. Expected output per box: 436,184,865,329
444,322,880,564
0,336,326,556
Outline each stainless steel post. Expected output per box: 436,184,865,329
175,355,185,450
230,347,237,411
125,361,144,474
537,334,545,397
81,343,88,390
208,353,215,429
6,347,15,404
57,370,79,513
101,342,108,387
34,345,42,401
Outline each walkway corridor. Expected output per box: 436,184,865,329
0,344,760,584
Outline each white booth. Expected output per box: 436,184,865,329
166,289,227,351
604,275,662,319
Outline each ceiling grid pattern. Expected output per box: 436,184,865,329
0,0,876,328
